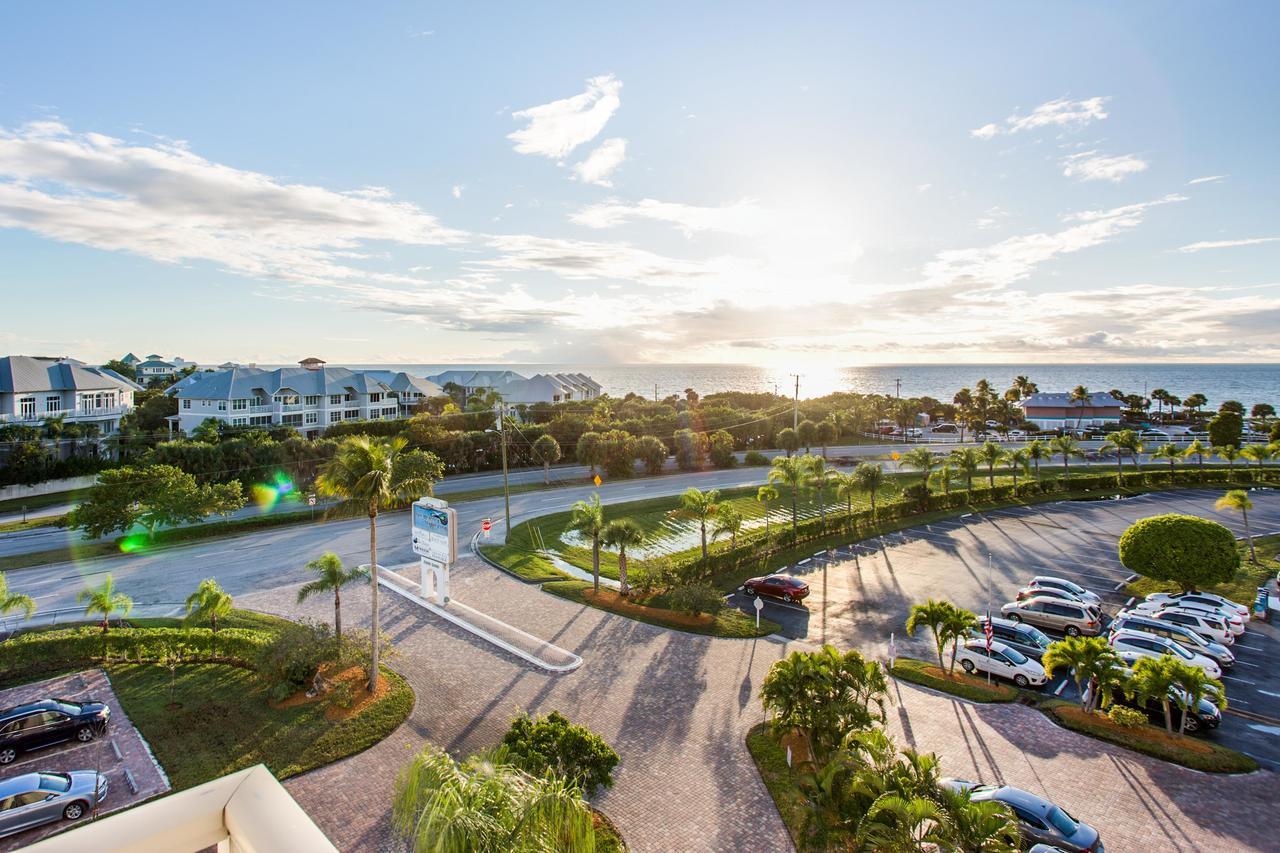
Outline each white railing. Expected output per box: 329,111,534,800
0,406,130,424
248,404,274,414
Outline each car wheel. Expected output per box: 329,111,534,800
783,594,794,603
63,801,87,821
1009,613,1023,623
0,747,15,764
961,660,975,673
1184,715,1201,734
1014,674,1030,688
1065,625,1081,637
76,726,96,743
743,586,757,596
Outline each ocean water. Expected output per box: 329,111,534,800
335,363,1279,407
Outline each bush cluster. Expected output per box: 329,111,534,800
1107,705,1148,729
501,710,620,794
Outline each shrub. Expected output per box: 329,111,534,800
901,482,931,508
501,710,620,794
327,679,356,710
1107,705,1147,728
1208,411,1243,449
1118,514,1239,591
669,582,723,616
708,430,736,468
634,435,668,475
743,450,769,466
254,620,335,702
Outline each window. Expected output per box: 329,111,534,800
218,400,227,411
10,791,49,808
369,411,381,421
369,392,382,403
249,415,273,426
182,399,191,410
18,397,35,418
329,394,342,406
282,414,303,426
231,417,247,427
345,410,358,420
329,411,342,423
304,395,321,406
232,399,247,411
304,412,318,424
45,396,61,412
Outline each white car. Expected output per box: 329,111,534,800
1109,630,1222,678
1119,607,1236,646
1133,600,1245,636
904,427,924,438
1142,591,1248,620
1026,576,1101,607
954,640,1048,688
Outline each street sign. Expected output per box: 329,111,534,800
307,495,317,507
593,473,602,487
482,517,492,538
412,498,457,564
754,595,764,628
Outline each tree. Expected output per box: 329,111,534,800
575,431,604,474
756,485,779,534
602,518,645,596
597,429,636,479
815,419,839,459
633,435,668,476
1118,514,1239,592
1167,658,1227,737
568,494,606,592
900,447,938,494
101,359,137,381
857,795,948,851
1220,399,1245,416
1010,375,1038,400
797,419,817,454
0,572,36,623
501,710,620,795
1150,388,1169,422
940,605,977,673
1240,442,1275,479
1208,410,1243,449
1025,438,1049,479
317,436,443,692
531,435,561,485
184,578,232,633
1251,402,1276,422
679,487,720,560
1042,636,1125,712
77,574,133,633
935,788,1020,853
1184,393,1208,420
1214,444,1241,476
977,441,1002,488
1069,385,1091,434
761,645,888,761
711,504,743,551
906,599,960,670
672,428,708,470
776,426,800,457
929,463,956,496
769,455,808,533
999,448,1030,490
1216,490,1257,563
1150,442,1182,474
392,746,600,853
190,418,223,443
807,455,839,521
1128,656,1180,734
1049,435,1084,478
69,464,244,540
1102,429,1143,481
852,462,886,516
297,552,370,647
707,429,736,468
1182,438,1210,475
948,447,981,491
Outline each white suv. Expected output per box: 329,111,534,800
1109,630,1222,678
1026,576,1101,607
1134,600,1245,637
1124,606,1235,646
1142,591,1248,619
954,640,1048,688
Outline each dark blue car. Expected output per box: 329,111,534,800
0,699,110,765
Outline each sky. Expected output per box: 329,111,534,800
1,2,1278,367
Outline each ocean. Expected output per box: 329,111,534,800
334,363,1279,407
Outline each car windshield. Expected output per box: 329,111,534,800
1046,806,1078,836
37,773,71,793
1169,643,1192,660
1019,625,1051,647
54,700,81,714
1002,646,1028,664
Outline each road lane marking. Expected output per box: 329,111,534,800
1222,675,1255,685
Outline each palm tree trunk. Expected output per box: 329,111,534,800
334,587,343,647
592,539,601,592
368,509,380,694
1162,700,1173,734
791,490,798,533
618,547,629,597
700,520,708,559
1244,508,1256,562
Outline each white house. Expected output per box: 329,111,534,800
362,370,445,415
426,369,602,404
135,354,179,382
1016,392,1124,431
0,356,140,434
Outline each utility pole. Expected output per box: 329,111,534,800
654,383,658,403
895,378,902,399
494,402,511,543
790,374,801,430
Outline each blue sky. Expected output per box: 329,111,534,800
1,2,1278,365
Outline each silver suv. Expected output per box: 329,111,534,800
1110,613,1234,669
1001,596,1103,636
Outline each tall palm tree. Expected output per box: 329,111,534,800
1011,375,1038,400
900,447,938,494
906,599,959,670
1216,490,1257,562
857,795,948,851
769,455,808,533
940,606,978,674
0,572,36,623
678,487,720,560
806,456,839,521
1102,429,1143,482
1042,636,1124,712
1128,656,1179,734
755,485,779,534
935,788,1020,853
1000,448,1030,490
1151,442,1183,474
568,493,606,591
1240,442,1274,481
392,746,599,853
929,463,956,496
317,435,443,691
852,462,886,517
1049,435,1084,478
76,574,132,633
1150,388,1169,422
1182,438,1209,477
948,447,981,491
1025,439,1049,480
1214,444,1241,477
1069,385,1091,434
1167,659,1226,737
184,578,232,633
978,441,1003,488
531,434,561,485
710,504,742,551
602,518,645,596
953,387,974,442
297,552,370,646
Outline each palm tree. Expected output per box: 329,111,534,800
297,552,370,646
1167,659,1227,737
857,794,948,851
935,788,1020,853
317,435,443,691
568,493,606,591
1042,636,1124,712
940,606,978,673
815,419,839,459
948,447,981,492
1240,442,1274,481
1049,435,1084,478
852,462,886,517
678,487,720,560
906,599,959,671
978,441,1002,488
1215,444,1241,477
1151,442,1183,475
1102,429,1143,482
1183,438,1210,477
530,435,561,485
930,463,956,496
1216,490,1257,562
77,574,133,633
755,485,779,534
1011,375,1038,400
0,572,36,623
769,455,808,533
1000,448,1030,490
1069,385,1091,434
1025,439,1049,480
901,447,938,494
776,426,800,457
602,518,645,596
710,505,743,551
953,388,974,441
807,456,840,521
1128,656,1179,734
392,746,599,853
184,578,232,633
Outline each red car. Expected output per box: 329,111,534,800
743,574,810,603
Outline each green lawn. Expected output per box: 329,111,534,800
889,657,1019,703
1128,533,1280,605
745,723,811,851
109,662,414,789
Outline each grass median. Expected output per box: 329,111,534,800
889,657,1020,702
543,579,780,638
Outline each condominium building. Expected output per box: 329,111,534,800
0,356,140,434
426,369,602,404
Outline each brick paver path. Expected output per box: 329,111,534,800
239,552,1279,852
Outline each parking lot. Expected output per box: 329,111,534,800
728,488,1280,769
0,670,169,850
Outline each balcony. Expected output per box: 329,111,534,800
248,405,274,414
1,405,130,424
280,403,309,413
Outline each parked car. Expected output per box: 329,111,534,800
0,771,108,838
931,423,958,434
0,700,110,765
742,574,810,603
1122,606,1235,646
1141,591,1248,619
1016,586,1087,606
955,640,1047,687
1108,630,1222,678
1109,613,1234,669
904,427,924,438
1133,601,1245,637
938,779,1103,852
973,617,1054,660
1112,688,1221,735
1026,576,1101,607
1001,597,1103,636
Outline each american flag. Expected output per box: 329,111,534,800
983,609,993,652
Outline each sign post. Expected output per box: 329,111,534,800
753,595,764,629
412,497,458,604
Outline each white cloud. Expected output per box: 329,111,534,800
1187,175,1227,185
570,197,770,237
451,185,463,199
1176,236,1280,253
572,138,627,187
508,74,622,159
1061,151,1149,183
972,96,1109,139
476,233,714,284
916,183,933,193
0,120,464,287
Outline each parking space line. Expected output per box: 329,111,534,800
1233,660,1260,667
1223,675,1256,685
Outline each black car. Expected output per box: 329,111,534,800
974,617,1054,660
0,699,110,765
1113,689,1220,735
